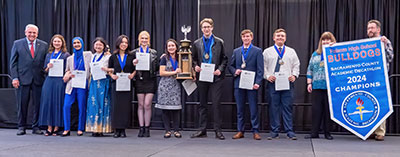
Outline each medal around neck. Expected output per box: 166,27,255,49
279,59,284,65
241,62,246,68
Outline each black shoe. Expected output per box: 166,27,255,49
143,126,150,137
77,131,84,136
44,130,53,136
191,130,207,138
138,127,144,137
32,129,43,135
324,133,333,140
113,130,121,138
304,134,319,139
99,133,104,137
215,131,225,140
61,131,70,137
16,129,26,136
121,129,126,138
92,133,98,137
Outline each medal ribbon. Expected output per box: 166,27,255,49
169,56,178,71
51,50,62,59
202,35,214,63
118,53,127,72
92,52,104,62
274,45,285,59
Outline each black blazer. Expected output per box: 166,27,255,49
9,38,48,85
131,48,159,78
191,35,228,82
108,52,136,77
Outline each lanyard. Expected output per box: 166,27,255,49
202,35,214,63
92,52,104,62
169,56,178,71
140,46,149,53
273,45,285,59
51,51,62,59
241,44,252,61
118,53,127,72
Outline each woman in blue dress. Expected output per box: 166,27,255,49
39,34,70,136
85,37,112,137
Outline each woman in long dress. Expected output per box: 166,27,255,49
38,34,70,136
85,37,112,137
108,35,135,138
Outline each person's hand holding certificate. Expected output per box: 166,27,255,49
275,72,290,91
116,73,131,91
90,62,106,80
199,63,215,82
71,70,86,89
48,59,64,77
135,53,150,71
239,70,255,90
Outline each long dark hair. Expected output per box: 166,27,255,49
113,35,130,54
91,37,108,53
164,39,179,59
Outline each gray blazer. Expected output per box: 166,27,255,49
64,51,92,94
9,38,48,85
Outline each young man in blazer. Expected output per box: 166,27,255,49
10,24,48,135
191,18,228,140
229,29,264,140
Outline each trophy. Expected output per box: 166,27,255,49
176,25,194,79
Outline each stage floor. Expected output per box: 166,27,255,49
0,128,399,157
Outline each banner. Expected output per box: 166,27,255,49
323,37,393,140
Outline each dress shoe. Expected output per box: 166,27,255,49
304,134,319,139
61,131,70,137
77,131,84,136
113,130,121,138
324,133,333,140
143,126,150,137
287,135,297,140
253,133,261,140
174,131,182,138
120,129,126,138
32,129,43,135
16,129,26,136
232,132,244,139
215,131,225,140
375,135,384,141
138,127,145,137
267,134,279,140
191,131,207,138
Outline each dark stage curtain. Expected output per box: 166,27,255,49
0,0,399,133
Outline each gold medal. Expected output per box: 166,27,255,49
241,62,246,69
279,59,284,65
204,53,210,60
319,61,324,67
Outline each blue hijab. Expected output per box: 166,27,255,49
72,37,85,70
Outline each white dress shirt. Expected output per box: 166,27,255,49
262,44,300,79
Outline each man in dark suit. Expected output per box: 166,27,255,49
228,29,264,140
10,24,48,135
191,18,228,140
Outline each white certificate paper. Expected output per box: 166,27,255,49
90,62,106,80
116,73,131,91
275,72,290,91
182,80,197,96
136,53,150,71
199,63,215,82
48,59,64,77
239,70,255,90
71,70,86,89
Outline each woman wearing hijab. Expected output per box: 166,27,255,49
132,31,159,137
108,35,135,138
39,34,70,136
85,37,112,137
61,37,92,136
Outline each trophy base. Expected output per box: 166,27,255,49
176,73,193,79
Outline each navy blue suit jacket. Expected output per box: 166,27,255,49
228,45,264,89
9,38,48,85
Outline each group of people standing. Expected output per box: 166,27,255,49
9,18,393,141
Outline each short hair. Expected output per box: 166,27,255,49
200,18,214,28
114,34,130,54
164,39,179,58
241,29,253,36
25,24,39,32
138,31,151,46
273,28,286,37
368,19,381,29
316,31,336,54
48,34,67,53
92,37,108,53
